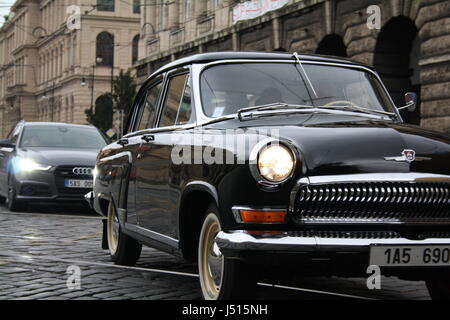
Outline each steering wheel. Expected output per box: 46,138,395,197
324,100,358,107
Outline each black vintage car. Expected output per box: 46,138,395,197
0,121,107,211
88,52,450,300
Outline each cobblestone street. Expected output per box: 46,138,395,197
0,204,432,300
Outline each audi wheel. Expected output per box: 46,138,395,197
6,175,27,212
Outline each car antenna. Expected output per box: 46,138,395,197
293,52,318,98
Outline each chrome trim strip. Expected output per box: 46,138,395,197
99,151,133,164
123,123,196,139
124,223,179,247
303,173,450,185
216,231,450,253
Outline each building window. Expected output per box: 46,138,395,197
184,0,192,20
96,32,114,66
132,34,139,65
97,0,115,12
159,0,166,30
133,0,140,14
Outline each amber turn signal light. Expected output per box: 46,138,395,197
239,210,286,223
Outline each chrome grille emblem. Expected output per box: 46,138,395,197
384,149,431,163
72,167,93,175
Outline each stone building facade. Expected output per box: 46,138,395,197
0,0,140,137
136,0,450,134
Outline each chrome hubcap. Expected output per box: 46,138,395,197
199,214,224,300
107,204,119,255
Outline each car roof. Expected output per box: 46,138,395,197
22,122,96,129
151,51,372,77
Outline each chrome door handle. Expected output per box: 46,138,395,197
118,138,129,146
142,134,154,142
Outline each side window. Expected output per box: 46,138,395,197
159,73,190,127
138,82,162,131
177,75,192,125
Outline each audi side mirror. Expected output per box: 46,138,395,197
0,139,15,149
397,92,417,112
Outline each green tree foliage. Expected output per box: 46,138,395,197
85,93,113,133
112,70,137,117
85,70,136,134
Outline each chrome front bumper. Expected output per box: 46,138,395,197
215,231,450,254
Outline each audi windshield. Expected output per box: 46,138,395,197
200,62,396,118
20,125,107,149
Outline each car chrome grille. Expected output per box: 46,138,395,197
54,165,93,196
294,182,450,225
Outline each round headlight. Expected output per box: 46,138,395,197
258,144,295,182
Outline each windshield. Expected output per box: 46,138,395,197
20,126,107,149
200,62,395,118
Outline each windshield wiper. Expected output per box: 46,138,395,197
319,104,396,119
236,102,397,121
237,102,315,120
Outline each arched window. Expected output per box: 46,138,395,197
96,32,114,66
132,34,139,65
374,16,420,125
97,0,115,12
315,34,347,57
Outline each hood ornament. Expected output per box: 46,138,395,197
384,149,431,163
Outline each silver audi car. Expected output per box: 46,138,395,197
0,121,108,211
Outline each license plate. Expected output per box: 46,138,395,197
370,245,450,267
64,179,93,188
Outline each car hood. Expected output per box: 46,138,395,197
206,114,450,176
17,147,99,167
280,121,450,176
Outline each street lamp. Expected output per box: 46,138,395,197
87,56,104,116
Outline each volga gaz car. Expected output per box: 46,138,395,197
87,52,450,300
0,121,107,211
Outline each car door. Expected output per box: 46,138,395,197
0,124,21,197
135,69,193,239
123,77,164,225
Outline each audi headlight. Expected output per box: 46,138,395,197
258,144,295,182
14,158,52,172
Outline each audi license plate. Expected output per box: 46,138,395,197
370,245,450,267
64,179,93,188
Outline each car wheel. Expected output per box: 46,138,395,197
198,204,256,300
107,201,142,266
426,278,450,300
6,175,26,212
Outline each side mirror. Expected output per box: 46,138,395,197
0,139,15,149
397,92,417,112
